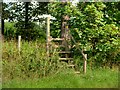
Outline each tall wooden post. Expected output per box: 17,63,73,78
46,16,50,57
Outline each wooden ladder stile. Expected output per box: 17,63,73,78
47,15,81,74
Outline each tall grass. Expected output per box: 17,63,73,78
2,40,64,83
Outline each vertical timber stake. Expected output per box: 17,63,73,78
46,16,50,57
83,54,87,74
18,36,21,52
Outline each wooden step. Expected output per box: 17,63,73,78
54,45,65,48
74,71,80,74
59,58,73,60
52,38,64,41
58,51,72,53
67,64,75,67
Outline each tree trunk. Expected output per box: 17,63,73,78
1,18,4,36
25,2,29,29
0,2,2,41
1,2,4,40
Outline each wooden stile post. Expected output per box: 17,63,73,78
83,54,87,74
46,16,50,57
18,35,21,52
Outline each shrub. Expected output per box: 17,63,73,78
4,22,46,41
15,21,46,41
4,22,17,40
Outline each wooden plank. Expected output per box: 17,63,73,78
67,64,75,67
54,45,65,48
75,71,80,74
59,58,73,60
52,38,64,41
58,51,71,53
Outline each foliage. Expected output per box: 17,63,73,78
15,22,46,40
75,2,120,67
2,40,62,81
4,22,17,40
4,22,46,40
3,2,48,40
2,3,10,20
3,2,48,22
103,2,120,26
48,2,120,68
48,2,81,37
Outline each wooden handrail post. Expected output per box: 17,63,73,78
83,54,87,74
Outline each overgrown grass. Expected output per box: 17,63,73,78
2,40,61,82
2,68,118,88
2,40,119,88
